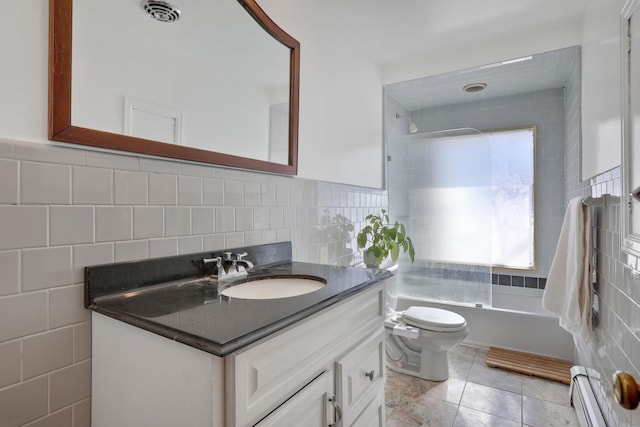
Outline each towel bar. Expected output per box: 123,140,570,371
582,196,607,206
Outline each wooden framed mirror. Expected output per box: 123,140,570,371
49,0,300,175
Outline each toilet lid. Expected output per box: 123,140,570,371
401,306,467,332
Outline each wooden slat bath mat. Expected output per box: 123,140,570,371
485,346,572,384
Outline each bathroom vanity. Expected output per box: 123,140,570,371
86,242,390,427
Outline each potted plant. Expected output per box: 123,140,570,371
357,209,415,268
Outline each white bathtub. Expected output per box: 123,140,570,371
396,285,576,362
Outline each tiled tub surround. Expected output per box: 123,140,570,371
387,86,569,281
86,242,391,355
0,138,386,427
492,273,547,290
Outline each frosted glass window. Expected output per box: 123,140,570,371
489,128,535,269
426,127,535,270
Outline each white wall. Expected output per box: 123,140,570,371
580,0,626,180
0,0,385,189
0,0,49,143
260,0,385,189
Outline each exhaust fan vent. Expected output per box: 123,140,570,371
463,83,487,93
141,0,181,23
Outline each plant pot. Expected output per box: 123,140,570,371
363,250,380,268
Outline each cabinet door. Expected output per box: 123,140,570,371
623,0,640,256
335,330,385,426
350,390,385,427
255,370,333,427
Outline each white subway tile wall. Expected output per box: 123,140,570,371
0,206,48,250
0,159,19,203
21,162,71,205
148,173,177,205
114,170,148,205
569,168,640,427
0,138,385,427
560,47,640,425
72,166,113,205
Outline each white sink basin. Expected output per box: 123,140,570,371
221,277,325,300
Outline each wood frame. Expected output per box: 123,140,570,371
49,0,300,175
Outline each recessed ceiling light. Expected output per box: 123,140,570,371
463,83,487,93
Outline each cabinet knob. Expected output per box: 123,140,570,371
613,371,639,410
364,370,375,381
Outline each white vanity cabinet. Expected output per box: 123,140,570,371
227,282,386,426
91,280,387,427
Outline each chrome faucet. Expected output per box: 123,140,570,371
202,256,224,277
202,252,254,281
235,252,254,270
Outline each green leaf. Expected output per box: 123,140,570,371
372,246,383,259
390,245,399,262
357,233,367,248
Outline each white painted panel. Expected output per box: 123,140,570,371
336,330,385,426
580,0,625,179
350,390,385,427
91,313,224,427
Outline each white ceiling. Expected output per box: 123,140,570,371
385,46,580,111
321,0,587,65
319,1,587,111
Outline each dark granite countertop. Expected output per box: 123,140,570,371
85,243,391,356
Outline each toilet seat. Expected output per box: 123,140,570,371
401,306,467,332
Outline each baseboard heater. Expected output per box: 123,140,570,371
570,366,607,427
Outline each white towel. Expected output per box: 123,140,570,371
542,196,593,342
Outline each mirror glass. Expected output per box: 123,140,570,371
49,0,300,174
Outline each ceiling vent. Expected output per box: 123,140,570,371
463,83,487,93
141,0,181,23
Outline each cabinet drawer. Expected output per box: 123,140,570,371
254,370,333,427
336,330,385,425
227,283,384,427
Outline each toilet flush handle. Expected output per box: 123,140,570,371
364,370,375,381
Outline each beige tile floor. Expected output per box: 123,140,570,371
384,344,580,427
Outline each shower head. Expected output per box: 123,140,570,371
395,114,418,134
141,0,181,22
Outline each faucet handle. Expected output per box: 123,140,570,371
203,256,222,266
236,252,249,260
224,252,233,261
202,256,224,276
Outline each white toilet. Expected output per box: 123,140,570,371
384,270,469,381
